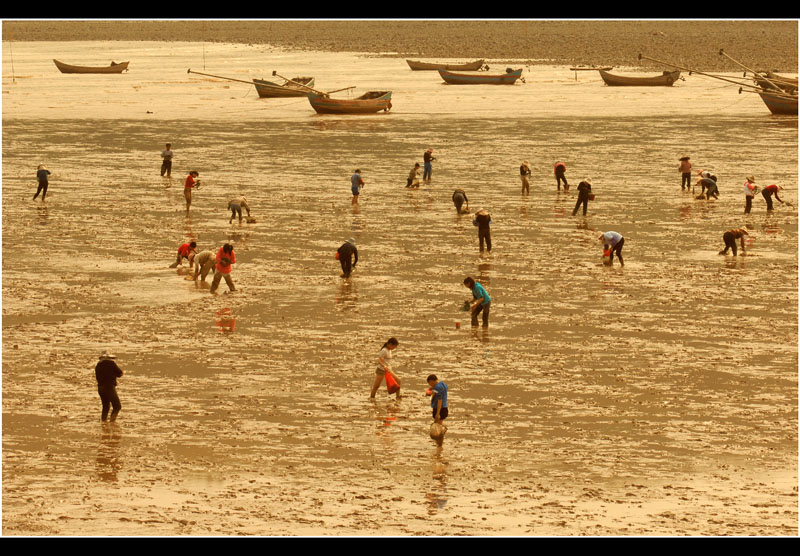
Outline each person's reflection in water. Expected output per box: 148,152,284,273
96,424,123,483
427,447,448,514
216,307,235,334
335,280,358,310
37,205,49,226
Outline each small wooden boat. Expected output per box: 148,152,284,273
406,59,486,71
438,68,523,85
754,72,798,94
53,59,129,74
252,76,315,98
756,89,798,115
307,91,392,114
598,69,681,86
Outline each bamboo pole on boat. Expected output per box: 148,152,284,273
718,49,788,93
271,71,356,97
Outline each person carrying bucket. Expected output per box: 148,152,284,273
370,338,401,400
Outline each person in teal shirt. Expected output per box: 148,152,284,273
463,276,491,327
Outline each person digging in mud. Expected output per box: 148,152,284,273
761,184,786,211
452,188,469,214
228,195,251,224
572,178,593,216
554,160,569,191
210,243,236,294
95,351,123,422
192,250,216,282
406,163,421,188
337,238,358,278
473,209,492,253
170,241,197,268
600,231,625,266
696,170,719,200
464,276,491,327
370,337,401,400
719,228,748,256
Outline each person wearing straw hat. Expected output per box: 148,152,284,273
520,160,532,194
337,238,358,278
554,161,569,191
719,228,749,256
473,209,493,253
744,176,758,214
228,195,251,224
695,170,719,199
423,148,436,183
761,183,785,211
572,178,593,216
679,156,693,191
33,164,51,202
95,351,124,422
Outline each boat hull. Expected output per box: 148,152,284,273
307,91,392,114
253,77,315,98
438,69,522,85
599,70,680,86
757,90,798,115
407,59,485,71
53,59,129,74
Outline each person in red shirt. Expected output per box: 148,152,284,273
184,170,200,211
554,161,568,191
169,241,197,268
210,243,236,294
719,228,749,256
761,184,785,211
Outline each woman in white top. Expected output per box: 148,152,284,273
370,338,401,399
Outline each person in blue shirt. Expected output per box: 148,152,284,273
426,374,448,424
351,169,364,205
464,276,491,327
33,165,51,202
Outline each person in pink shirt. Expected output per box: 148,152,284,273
210,243,236,294
184,170,200,211
679,156,692,191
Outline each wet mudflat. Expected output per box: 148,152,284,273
2,41,798,536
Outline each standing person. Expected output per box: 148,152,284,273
744,176,758,214
406,163,421,188
472,209,492,253
160,143,174,177
169,241,197,268
337,238,358,278
351,169,364,205
33,164,51,202
520,160,532,194
423,148,436,183
600,231,625,266
426,374,448,425
572,178,592,216
192,249,216,282
370,338,401,399
210,243,236,294
463,276,491,327
452,188,469,214
554,161,569,191
184,170,200,211
761,183,785,211
679,156,693,191
95,351,123,422
228,195,251,224
719,228,749,256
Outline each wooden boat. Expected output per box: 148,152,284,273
53,59,129,74
598,69,681,86
438,68,523,85
307,91,392,114
252,76,315,98
406,59,486,71
756,89,798,115
754,72,798,94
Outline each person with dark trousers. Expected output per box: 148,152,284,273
160,143,173,177
600,231,625,266
679,156,692,191
337,238,358,278
744,176,757,214
573,178,592,216
696,170,718,199
464,276,491,327
761,184,785,211
719,228,748,256
554,161,568,191
95,351,123,422
473,209,492,253
170,241,197,268
452,188,469,214
33,165,51,201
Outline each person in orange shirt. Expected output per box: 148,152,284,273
184,170,200,211
210,243,236,294
679,156,692,191
169,241,197,268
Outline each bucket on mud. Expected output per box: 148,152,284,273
602,248,612,265
385,372,400,394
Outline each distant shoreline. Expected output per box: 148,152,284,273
3,20,798,71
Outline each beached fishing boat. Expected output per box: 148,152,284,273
406,59,486,71
252,76,315,98
438,68,523,85
307,91,392,114
598,69,681,86
753,72,798,94
53,59,129,74
756,89,798,115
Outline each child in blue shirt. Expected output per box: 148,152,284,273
427,374,448,424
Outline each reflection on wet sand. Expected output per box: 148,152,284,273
96,424,123,483
216,307,235,333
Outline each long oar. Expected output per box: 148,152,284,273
271,70,355,97
188,68,268,87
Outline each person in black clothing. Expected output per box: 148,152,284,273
337,238,358,278
572,178,592,216
95,351,124,422
452,188,469,214
554,161,569,191
33,165,51,201
473,209,492,253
